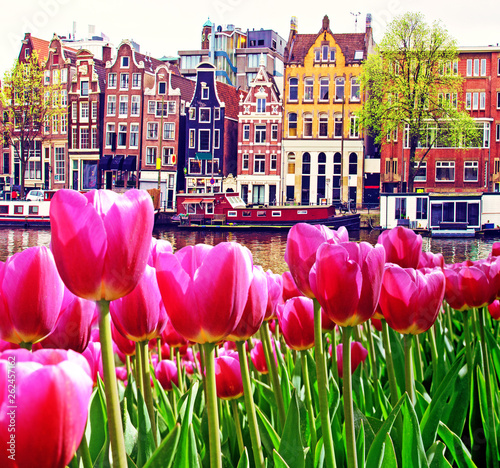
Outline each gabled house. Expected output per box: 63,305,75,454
237,58,283,205
182,62,243,194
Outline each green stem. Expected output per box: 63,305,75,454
329,330,339,386
462,311,473,374
135,342,144,396
381,319,400,408
203,342,222,468
175,347,184,393
365,320,378,381
313,299,337,468
301,351,317,456
230,399,245,457
404,334,415,405
413,335,424,383
446,303,455,344
260,321,286,429
19,342,33,351
478,307,499,467
98,299,127,468
157,338,162,362
428,325,439,385
236,340,265,468
78,429,93,468
342,327,358,468
142,341,158,447
126,355,132,379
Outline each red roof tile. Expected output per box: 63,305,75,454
216,81,246,120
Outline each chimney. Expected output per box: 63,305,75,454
366,13,372,31
322,15,330,32
103,44,112,63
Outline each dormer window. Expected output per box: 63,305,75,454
257,98,266,113
121,56,129,68
315,45,336,63
159,82,166,95
322,45,329,61
202,87,209,100
354,50,363,60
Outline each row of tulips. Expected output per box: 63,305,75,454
1,188,500,468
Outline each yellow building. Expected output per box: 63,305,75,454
282,15,376,207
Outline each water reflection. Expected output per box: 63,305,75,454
0,227,498,274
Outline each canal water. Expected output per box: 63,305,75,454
0,226,498,274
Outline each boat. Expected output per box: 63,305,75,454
0,190,57,227
173,192,361,231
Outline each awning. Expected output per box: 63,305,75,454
99,155,113,171
110,155,124,170
181,198,203,205
123,156,137,172
201,198,214,204
195,152,212,160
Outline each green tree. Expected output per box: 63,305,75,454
1,51,62,197
358,12,480,192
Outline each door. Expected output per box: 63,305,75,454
105,171,113,190
73,171,79,190
44,162,50,189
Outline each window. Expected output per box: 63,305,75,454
107,95,116,116
243,124,250,140
254,154,265,173
189,129,195,148
322,45,329,61
79,128,88,149
118,124,127,147
354,50,363,60
80,102,89,120
473,59,479,76
416,197,427,220
214,107,220,119
72,103,77,121
464,161,478,181
269,124,278,141
473,92,479,110
132,73,141,88
255,125,266,143
303,114,312,137
189,159,202,174
55,147,65,182
248,54,260,68
304,78,314,101
163,122,175,140
199,129,210,151
497,92,500,109
436,161,455,181
319,114,328,137
108,73,117,88
44,70,50,84
146,147,157,165
92,101,97,119
257,98,266,113
121,56,129,68
334,114,342,138
350,77,360,101
189,107,196,120
497,124,500,142
106,123,115,147
288,113,297,137
242,154,249,170
120,73,129,90
156,101,168,117
61,68,68,83
61,90,67,106
350,116,359,138
481,59,486,76
335,77,344,101
287,153,296,174
319,77,329,101
130,124,139,148
271,154,277,171
466,59,472,76
414,161,427,181
119,95,128,116
60,113,67,133
158,82,167,94
148,101,156,114
214,129,220,149
147,122,158,139
480,92,486,110
162,147,174,165
289,78,298,101
202,87,209,100
395,197,406,220
92,127,97,149
81,81,89,96
199,108,210,122
131,96,140,115
168,101,176,114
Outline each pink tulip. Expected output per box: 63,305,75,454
155,359,179,391
50,189,154,301
285,223,348,298
444,259,500,311
82,341,104,385
161,317,188,348
335,342,368,376
264,270,283,320
491,242,500,258
227,266,268,341
156,242,253,344
0,349,93,468
110,265,167,342
148,238,173,267
371,318,383,332
41,287,98,353
379,265,445,334
282,271,303,301
488,300,500,320
111,320,136,358
278,297,315,351
0,246,64,345
250,338,279,374
214,354,244,400
310,242,386,327
418,251,444,269
377,226,422,269
321,308,337,332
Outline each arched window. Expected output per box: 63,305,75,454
319,77,329,101
349,152,358,175
304,77,314,101
289,77,298,101
302,152,311,174
319,113,328,137
287,152,296,174
303,113,313,137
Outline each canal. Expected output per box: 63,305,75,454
0,226,498,273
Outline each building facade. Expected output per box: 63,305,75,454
282,15,375,207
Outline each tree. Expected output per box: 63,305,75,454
358,12,480,192
0,51,62,197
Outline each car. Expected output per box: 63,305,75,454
26,190,44,201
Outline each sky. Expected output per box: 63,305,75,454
1,0,499,75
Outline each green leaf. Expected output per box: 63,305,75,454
122,396,139,457
381,434,398,468
275,338,291,415
388,326,406,393
437,422,477,468
143,424,181,468
427,441,453,468
136,390,155,468
278,391,305,468
87,382,108,464
256,404,281,453
356,420,365,468
354,404,376,456
153,378,176,432
273,449,291,468
365,393,405,468
402,397,429,468
236,447,250,468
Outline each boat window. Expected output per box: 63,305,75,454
0,206,8,214
271,211,281,217
242,211,251,217
14,205,23,214
227,211,237,217
257,211,266,217
468,203,479,226
29,206,39,215
297,210,308,215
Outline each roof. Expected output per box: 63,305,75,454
286,32,367,65
25,36,51,64
170,74,196,101
215,81,246,120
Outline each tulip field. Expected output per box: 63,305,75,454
1,189,500,468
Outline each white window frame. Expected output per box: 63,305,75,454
198,129,210,151
147,122,158,139
464,161,478,182
436,161,455,182
108,73,117,88
163,122,175,140
130,124,139,148
242,154,249,170
146,147,157,166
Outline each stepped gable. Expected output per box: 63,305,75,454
215,81,247,120
170,74,195,101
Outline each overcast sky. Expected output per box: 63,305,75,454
1,0,499,75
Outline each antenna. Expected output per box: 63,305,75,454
350,12,361,33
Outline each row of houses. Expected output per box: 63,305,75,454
2,14,500,211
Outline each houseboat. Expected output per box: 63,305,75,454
380,192,500,237
174,192,361,231
0,190,57,227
